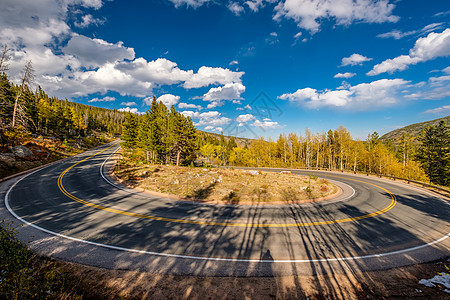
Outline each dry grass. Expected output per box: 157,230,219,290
114,163,337,204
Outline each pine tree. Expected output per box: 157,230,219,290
122,112,139,148
417,121,450,186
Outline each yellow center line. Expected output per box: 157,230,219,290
57,143,397,227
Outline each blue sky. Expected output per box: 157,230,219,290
1,0,450,139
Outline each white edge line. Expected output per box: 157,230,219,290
3,145,449,264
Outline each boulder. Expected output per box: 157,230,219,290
0,153,16,168
11,145,34,159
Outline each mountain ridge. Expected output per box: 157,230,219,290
381,115,450,142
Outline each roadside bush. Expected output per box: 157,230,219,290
0,220,81,299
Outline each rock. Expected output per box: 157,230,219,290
0,153,16,168
11,145,34,159
248,170,259,176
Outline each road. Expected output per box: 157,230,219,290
2,142,449,276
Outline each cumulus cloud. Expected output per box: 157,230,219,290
341,53,372,66
203,82,246,101
192,111,232,127
88,96,116,102
181,111,200,118
121,101,137,106
157,94,180,107
245,0,265,12
334,72,356,79
279,78,410,110
368,29,450,76
64,34,135,67
252,119,280,129
183,66,244,89
235,114,256,123
274,0,399,34
168,0,211,8
228,2,244,15
178,102,202,110
74,14,105,28
118,107,139,113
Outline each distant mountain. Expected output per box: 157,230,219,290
381,115,450,142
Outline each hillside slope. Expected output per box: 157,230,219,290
381,115,450,142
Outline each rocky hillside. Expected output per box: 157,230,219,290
381,115,450,143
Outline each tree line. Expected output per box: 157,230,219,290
0,46,126,141
198,124,449,187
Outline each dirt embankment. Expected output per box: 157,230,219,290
0,134,112,180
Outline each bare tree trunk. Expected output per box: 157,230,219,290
12,61,34,128
0,44,10,72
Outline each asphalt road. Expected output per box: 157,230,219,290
2,142,449,276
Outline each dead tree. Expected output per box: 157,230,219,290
12,60,34,128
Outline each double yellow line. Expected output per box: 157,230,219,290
57,143,397,227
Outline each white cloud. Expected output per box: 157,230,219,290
235,114,255,123
421,23,445,35
143,96,154,106
118,107,139,113
88,96,116,102
368,29,450,76
245,0,265,12
229,60,239,65
423,105,450,115
199,111,220,118
121,101,137,106
252,119,280,129
178,102,202,110
377,29,416,40
203,82,246,101
204,126,214,130
434,10,450,17
377,23,444,40
193,111,231,127
334,72,356,79
64,34,135,67
116,58,192,86
341,53,372,66
279,78,410,110
206,101,224,109
181,111,201,118
244,104,252,110
405,74,450,100
168,0,211,8
443,66,450,74
274,0,399,34
228,2,244,16
74,14,104,28
157,94,180,107
183,66,244,89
